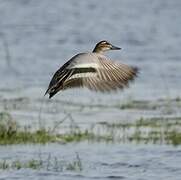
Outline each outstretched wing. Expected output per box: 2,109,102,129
63,54,138,92
44,58,74,98
45,53,98,98
45,53,138,98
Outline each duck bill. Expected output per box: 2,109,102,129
111,45,121,50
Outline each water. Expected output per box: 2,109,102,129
0,143,181,180
0,0,181,179
0,0,181,99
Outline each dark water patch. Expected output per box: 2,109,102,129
128,164,141,168
101,162,129,168
165,150,181,155
104,175,125,179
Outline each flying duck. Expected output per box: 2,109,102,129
45,40,138,98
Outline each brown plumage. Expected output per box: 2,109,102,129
45,40,138,99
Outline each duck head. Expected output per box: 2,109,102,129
93,40,121,53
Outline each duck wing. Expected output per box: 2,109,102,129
45,53,138,98
63,54,138,92
44,59,74,98
45,53,97,98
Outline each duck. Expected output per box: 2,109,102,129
45,40,138,99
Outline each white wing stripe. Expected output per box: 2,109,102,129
69,72,96,79
69,63,99,69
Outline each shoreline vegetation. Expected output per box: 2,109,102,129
0,111,181,146
0,98,181,172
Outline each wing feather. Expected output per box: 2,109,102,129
45,53,138,98
60,56,138,93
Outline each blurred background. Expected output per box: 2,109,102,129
0,0,180,98
0,0,181,127
0,0,181,179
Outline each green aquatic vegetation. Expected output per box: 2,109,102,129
0,153,83,171
164,130,181,146
0,160,9,169
119,100,157,110
26,159,43,169
135,118,159,128
0,111,94,144
0,112,18,132
175,96,181,102
0,127,56,145
11,159,42,170
97,117,181,145
98,121,132,129
118,97,181,111
0,111,18,141
0,111,181,145
66,153,82,171
11,160,22,169
100,117,181,129
130,127,142,142
98,117,161,129
119,101,135,109
0,159,43,170
0,128,96,145
0,113,94,144
58,130,94,143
